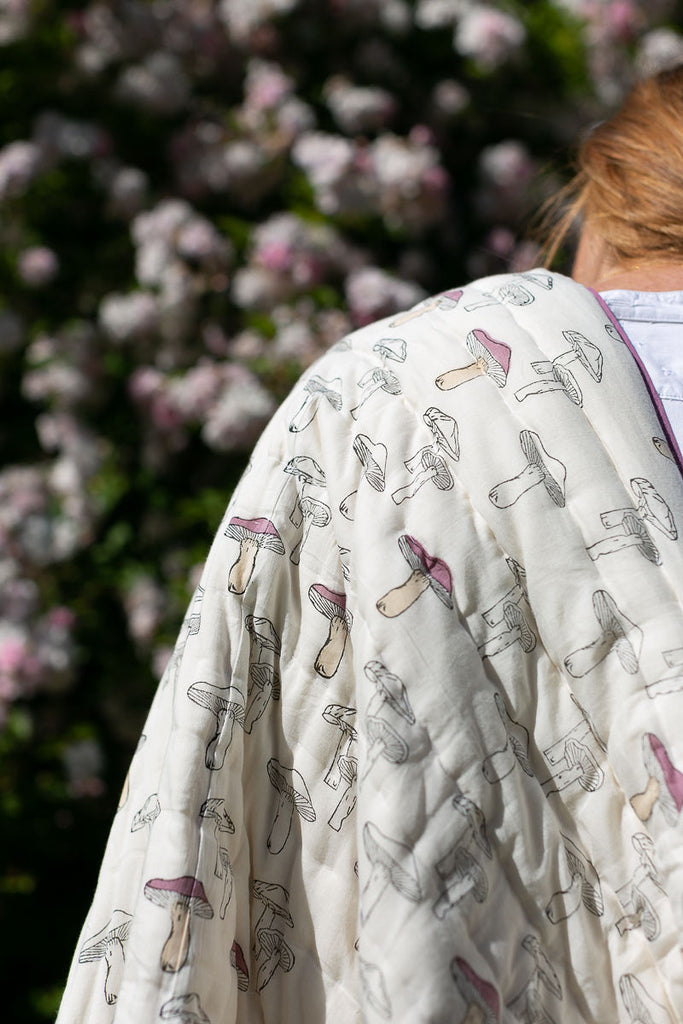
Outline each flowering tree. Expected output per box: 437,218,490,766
1,0,682,1018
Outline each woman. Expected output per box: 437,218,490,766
57,69,683,1023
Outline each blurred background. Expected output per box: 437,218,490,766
1,0,682,1019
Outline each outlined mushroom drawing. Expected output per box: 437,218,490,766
540,735,603,798
358,956,392,1019
230,940,249,991
130,792,161,832
288,374,342,433
452,790,492,861
290,495,331,565
389,288,462,326
489,430,566,509
256,928,295,992
159,992,211,1023
647,647,683,698
251,879,293,953
199,797,235,879
245,613,281,667
506,934,562,1024
391,445,454,505
328,754,358,832
185,584,205,636
322,703,357,789
433,844,488,919
450,957,500,1024
143,875,214,973
361,821,422,924
245,662,281,734
340,434,388,519
619,974,674,1024
364,660,415,725
376,534,453,618
652,435,674,461
586,477,676,565
225,516,284,594
283,454,326,526
630,732,683,826
78,909,133,1005
423,406,460,461
435,328,511,391
464,281,535,310
477,589,536,659
615,871,661,943
350,366,402,420
545,834,603,924
563,589,642,678
515,330,603,407
482,692,534,784
372,336,407,361
309,583,353,678
361,715,409,782
266,757,316,854
187,681,246,769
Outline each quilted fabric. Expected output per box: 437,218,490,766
56,270,683,1024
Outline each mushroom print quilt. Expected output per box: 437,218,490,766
56,270,683,1024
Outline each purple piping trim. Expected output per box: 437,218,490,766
591,287,683,478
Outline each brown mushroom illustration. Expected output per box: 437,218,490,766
328,754,358,832
389,288,462,326
364,660,415,724
361,821,422,923
451,957,500,1024
646,647,683,698
433,844,488,919
563,590,642,678
391,446,453,505
350,366,402,419
309,583,353,678
361,715,409,781
187,681,246,769
144,875,213,973
478,599,536,658
199,797,235,878
489,430,566,509
373,336,407,361
78,909,133,1005
225,516,284,594
482,692,533,784
376,534,453,617
230,940,249,991
423,406,460,461
545,834,603,924
244,662,281,734
251,879,293,943
540,737,603,797
290,495,331,565
322,703,357,789
358,956,392,1019
630,733,683,825
289,374,342,433
130,792,161,832
266,758,316,854
159,992,210,1023
619,973,674,1024
435,328,511,390
256,927,295,992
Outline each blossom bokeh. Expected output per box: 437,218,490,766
2,1,683,1018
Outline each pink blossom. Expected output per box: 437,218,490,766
17,246,59,287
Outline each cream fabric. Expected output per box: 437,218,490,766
57,270,683,1024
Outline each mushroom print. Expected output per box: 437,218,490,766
652,435,674,461
309,583,353,678
507,934,562,1024
143,875,214,973
290,495,331,565
245,613,281,667
563,590,642,678
230,940,249,991
433,844,488,920
244,662,281,734
376,535,453,618
515,330,603,407
391,445,453,505
288,374,342,433
647,647,683,698
159,992,211,1023
251,880,293,952
130,792,161,832
358,956,392,1020
619,974,674,1024
340,434,388,518
545,835,603,924
435,328,511,391
587,477,676,565
283,454,326,523
328,754,358,832
450,957,500,1024
225,516,284,594
482,693,534,784
373,336,407,361
198,797,235,879
389,288,462,326
423,406,460,462
186,681,246,769
350,366,402,420
489,430,566,509
364,660,415,725
256,928,295,992
452,790,492,860
360,715,409,782
540,736,603,797
184,584,205,637
477,594,536,659
78,909,133,1005
361,821,422,924
322,703,357,789
630,733,683,826
615,837,665,944
266,758,316,854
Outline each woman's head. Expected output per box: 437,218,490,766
541,64,683,273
